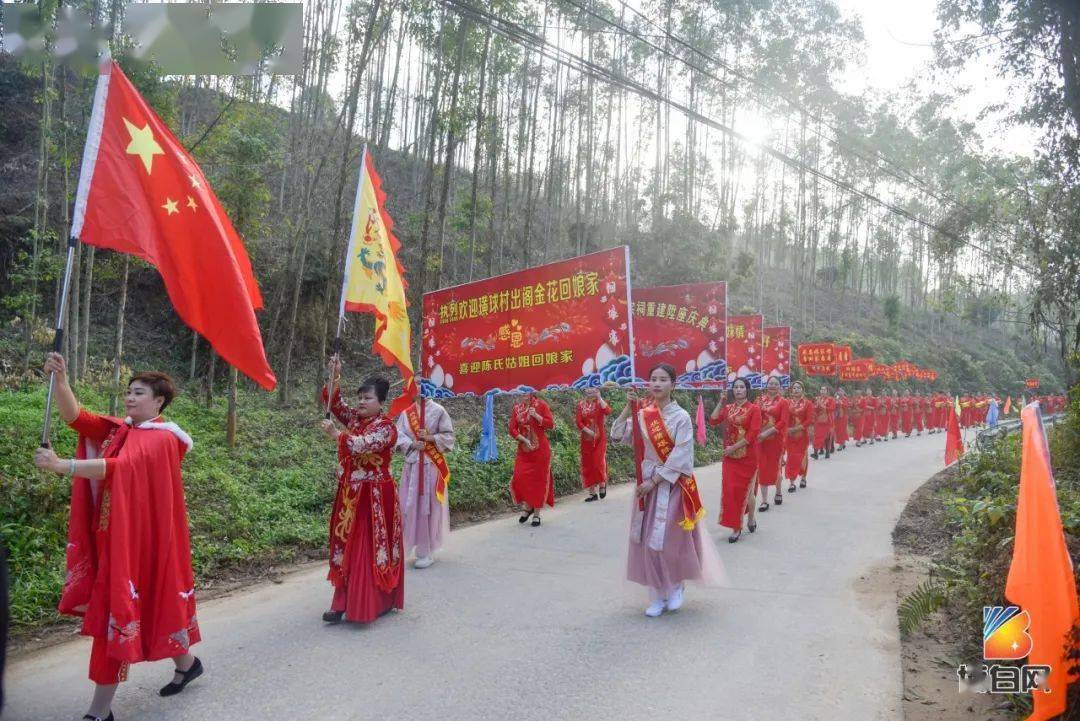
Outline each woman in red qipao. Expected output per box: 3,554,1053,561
755,376,789,511
509,392,555,527
850,390,865,446
913,393,926,435
874,389,890,441
576,387,612,502
898,393,911,437
710,377,762,543
811,385,835,460
833,388,850,451
33,353,201,721
784,381,814,491
320,361,404,624
887,390,900,438
862,389,877,445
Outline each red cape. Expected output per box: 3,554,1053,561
60,414,200,663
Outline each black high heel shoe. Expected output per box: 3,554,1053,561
160,656,203,697
518,509,534,523
83,714,114,721
727,530,742,543
322,610,344,624
599,486,607,499
748,519,757,533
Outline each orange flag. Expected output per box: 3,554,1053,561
945,396,964,465
1003,396,1012,415
1006,404,1079,720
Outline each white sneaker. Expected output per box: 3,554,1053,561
666,585,685,612
645,600,665,617
414,556,434,569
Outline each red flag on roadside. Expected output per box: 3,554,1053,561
944,396,964,465
72,60,276,390
1006,404,1079,720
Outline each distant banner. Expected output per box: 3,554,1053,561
1025,378,1040,389
797,342,835,369
726,314,764,388
839,358,874,382
420,247,632,396
834,345,852,365
762,326,791,388
632,282,727,388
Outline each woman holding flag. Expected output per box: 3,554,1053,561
394,396,455,569
710,377,763,543
576,387,612,502
32,353,202,721
320,359,404,624
509,392,556,527
611,363,724,616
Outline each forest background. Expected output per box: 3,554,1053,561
0,0,1077,632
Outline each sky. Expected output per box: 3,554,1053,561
832,0,1039,158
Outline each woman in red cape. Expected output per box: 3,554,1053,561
755,376,789,511
509,392,555,526
710,377,762,543
320,360,404,624
811,385,835,460
576,387,612,502
33,353,201,721
784,381,814,491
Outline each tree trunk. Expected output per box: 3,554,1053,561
227,366,238,447
109,256,129,417
466,28,491,282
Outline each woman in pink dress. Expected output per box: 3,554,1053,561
610,363,724,617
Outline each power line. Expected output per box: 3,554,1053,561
440,0,1032,274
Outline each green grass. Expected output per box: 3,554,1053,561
0,382,724,630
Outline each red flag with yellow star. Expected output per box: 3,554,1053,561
72,60,276,390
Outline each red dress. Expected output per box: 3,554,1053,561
914,397,926,432
874,396,890,438
62,410,199,684
833,396,850,445
323,388,404,623
575,397,612,489
888,397,900,435
756,394,789,488
863,396,878,439
509,396,555,509
900,396,913,435
784,397,813,481
850,397,864,442
812,396,835,451
710,401,762,531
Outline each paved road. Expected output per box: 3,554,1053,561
6,432,944,721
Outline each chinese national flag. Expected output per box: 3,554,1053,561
1006,404,1079,720
944,396,964,465
72,60,276,390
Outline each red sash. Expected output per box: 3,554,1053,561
640,403,706,531
405,403,451,503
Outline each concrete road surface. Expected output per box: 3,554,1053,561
6,432,944,721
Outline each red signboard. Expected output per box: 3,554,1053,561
762,326,791,388
1025,378,1040,389
726,314,764,388
797,342,835,368
420,247,632,396
833,345,852,365
632,282,727,388
839,358,874,382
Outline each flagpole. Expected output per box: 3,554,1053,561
41,60,111,447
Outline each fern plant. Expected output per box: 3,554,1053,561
898,580,946,638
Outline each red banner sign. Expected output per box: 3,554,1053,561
839,358,874,382
1025,378,1040,389
833,345,852,365
726,314,764,388
797,342,835,368
632,282,727,388
420,247,632,396
762,326,791,388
